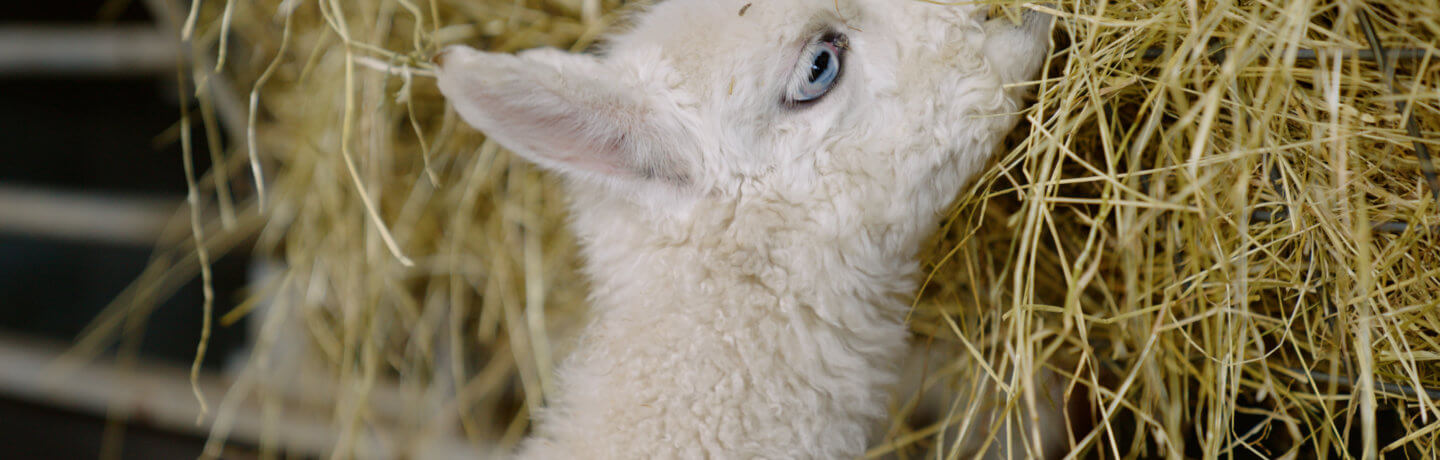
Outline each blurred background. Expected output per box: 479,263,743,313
1,2,253,458
4,1,1438,459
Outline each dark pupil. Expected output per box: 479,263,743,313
808,51,830,83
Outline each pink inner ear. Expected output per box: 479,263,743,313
436,48,685,183
507,109,631,177
463,78,638,178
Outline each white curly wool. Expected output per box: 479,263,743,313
435,0,1051,458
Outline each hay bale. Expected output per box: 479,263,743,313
88,0,1439,457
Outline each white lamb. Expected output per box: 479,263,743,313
434,0,1053,458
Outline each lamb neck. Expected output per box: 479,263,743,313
520,192,925,459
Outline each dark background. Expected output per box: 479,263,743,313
1,2,252,458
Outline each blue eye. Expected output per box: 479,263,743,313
787,35,845,104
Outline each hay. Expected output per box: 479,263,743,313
79,0,1439,457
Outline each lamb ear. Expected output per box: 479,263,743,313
434,45,689,184
984,10,1053,89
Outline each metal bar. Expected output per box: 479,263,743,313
0,185,180,246
1357,9,1440,203
1251,208,1435,235
1139,46,1433,62
1280,366,1440,401
0,27,179,76
0,333,486,459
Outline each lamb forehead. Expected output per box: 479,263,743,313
608,0,860,88
604,1,988,87
624,0,851,41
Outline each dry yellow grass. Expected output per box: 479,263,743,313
73,0,1440,457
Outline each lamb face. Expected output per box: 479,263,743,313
435,1,1052,457
436,0,1049,249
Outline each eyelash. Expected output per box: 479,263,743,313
783,32,848,107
